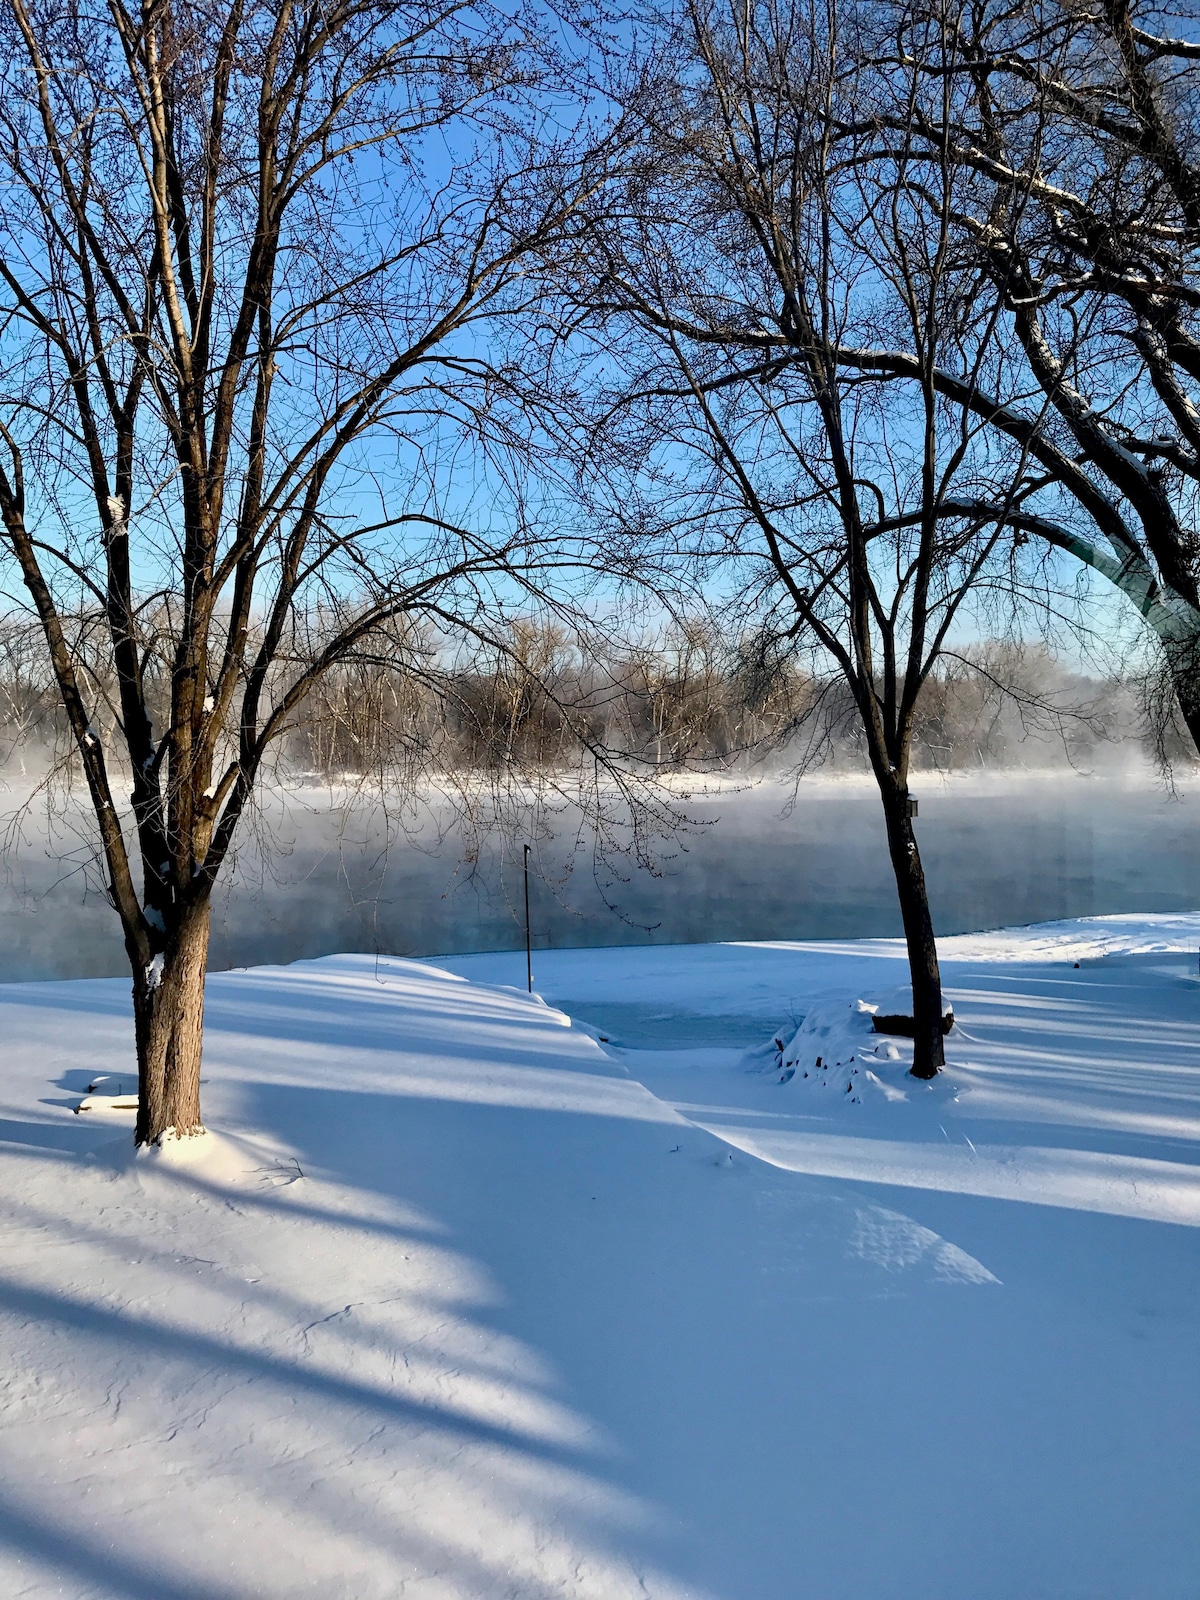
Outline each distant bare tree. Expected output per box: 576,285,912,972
0,0,617,1145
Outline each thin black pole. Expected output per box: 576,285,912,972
523,843,532,994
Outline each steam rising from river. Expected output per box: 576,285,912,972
2,759,1198,983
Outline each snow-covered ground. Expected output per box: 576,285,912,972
0,914,1197,1597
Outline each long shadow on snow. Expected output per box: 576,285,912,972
4,962,618,1076
0,1272,589,1465
0,1115,123,1155
0,976,133,1017
0,1148,680,1599
0,1490,241,1600
200,954,1200,1079
229,1075,1170,1599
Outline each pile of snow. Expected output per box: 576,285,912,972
776,998,899,1103
74,1091,138,1115
754,990,955,1108
736,911,1200,1120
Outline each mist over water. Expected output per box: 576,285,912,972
1,766,1197,983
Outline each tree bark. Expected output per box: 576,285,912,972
881,789,945,1079
131,902,211,1145
1165,632,1200,757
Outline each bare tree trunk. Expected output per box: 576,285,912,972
0,0,614,1152
1165,635,1200,758
880,786,945,1080
132,902,211,1145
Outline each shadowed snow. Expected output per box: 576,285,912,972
0,928,1196,1598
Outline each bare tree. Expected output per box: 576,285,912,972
570,0,1034,1075
829,0,1200,757
0,0,616,1144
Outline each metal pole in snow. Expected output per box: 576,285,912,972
524,843,532,994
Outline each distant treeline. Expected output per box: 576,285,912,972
0,614,1141,781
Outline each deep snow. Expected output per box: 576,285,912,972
0,915,1196,1597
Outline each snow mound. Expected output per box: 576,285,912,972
134,1126,213,1165
75,1090,138,1115
772,992,953,1107
851,1205,999,1284
119,1127,295,1188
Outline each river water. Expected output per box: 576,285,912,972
1,767,1197,982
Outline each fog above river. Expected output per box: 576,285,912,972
2,762,1197,983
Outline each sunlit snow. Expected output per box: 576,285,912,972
0,917,1196,1597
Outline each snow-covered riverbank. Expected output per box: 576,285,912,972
0,914,1196,1597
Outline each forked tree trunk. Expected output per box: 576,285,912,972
132,901,211,1146
880,788,945,1079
